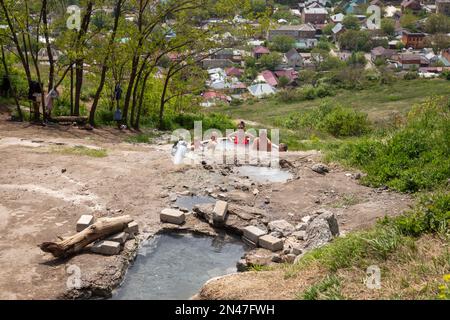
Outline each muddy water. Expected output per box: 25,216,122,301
112,233,245,300
236,166,293,183
175,195,216,211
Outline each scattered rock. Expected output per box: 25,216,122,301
279,159,294,169
271,254,282,263
312,163,329,174
316,210,339,237
292,230,306,241
259,235,284,252
236,259,248,272
285,254,297,264
169,194,177,202
61,168,67,174
264,197,270,204
292,244,303,255
268,219,295,237
160,208,186,225
295,222,307,231
91,240,121,255
253,189,259,196
219,186,228,192
269,231,283,238
301,215,312,224
178,190,191,196
76,215,94,232
305,218,333,250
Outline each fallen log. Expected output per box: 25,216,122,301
39,215,134,258
50,116,88,124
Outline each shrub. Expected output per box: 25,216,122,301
319,106,370,137
327,97,450,192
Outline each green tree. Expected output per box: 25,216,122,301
424,14,450,34
269,35,296,53
259,52,282,71
343,15,360,30
381,18,395,36
400,13,418,31
338,30,373,52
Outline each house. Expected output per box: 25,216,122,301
401,0,422,13
225,67,244,78
268,24,316,41
202,59,233,69
253,46,270,59
397,53,421,69
275,69,299,86
302,7,328,24
284,48,303,68
201,91,231,107
401,30,426,49
330,13,344,23
442,48,450,62
436,0,450,15
257,70,279,87
371,46,396,61
248,83,276,98
212,48,234,61
332,23,345,41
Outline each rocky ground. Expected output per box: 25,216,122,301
0,112,413,299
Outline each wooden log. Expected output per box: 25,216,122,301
51,116,88,124
39,215,134,258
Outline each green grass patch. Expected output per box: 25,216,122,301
299,274,344,300
125,132,158,144
54,145,108,158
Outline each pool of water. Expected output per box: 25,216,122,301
111,233,245,300
175,195,216,211
236,165,293,183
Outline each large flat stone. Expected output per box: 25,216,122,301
91,240,121,255
242,226,266,244
160,208,186,225
107,232,128,244
213,200,228,223
76,215,94,232
258,235,283,252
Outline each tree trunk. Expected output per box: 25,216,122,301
39,215,134,258
89,0,123,126
42,0,54,92
1,45,22,121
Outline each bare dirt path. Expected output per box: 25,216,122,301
0,112,413,299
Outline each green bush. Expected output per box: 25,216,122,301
320,106,370,137
327,97,450,192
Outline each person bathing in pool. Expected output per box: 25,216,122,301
227,121,255,146
252,129,272,152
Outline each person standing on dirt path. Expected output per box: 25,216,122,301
228,121,254,146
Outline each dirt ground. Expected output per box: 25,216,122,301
0,110,413,300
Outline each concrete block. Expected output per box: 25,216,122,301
213,200,228,223
107,232,128,244
91,240,121,255
258,235,283,252
76,215,94,232
125,221,139,235
242,226,266,244
160,208,186,225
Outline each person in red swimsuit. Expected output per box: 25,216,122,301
228,121,254,146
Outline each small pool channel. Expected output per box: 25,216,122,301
236,165,293,183
111,233,245,300
175,195,216,211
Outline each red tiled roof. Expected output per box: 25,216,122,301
225,67,244,77
260,70,278,87
274,69,299,82
253,46,270,54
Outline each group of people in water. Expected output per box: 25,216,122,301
200,121,273,152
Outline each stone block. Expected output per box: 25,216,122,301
258,235,283,252
125,221,139,235
213,200,228,223
91,240,121,255
160,208,186,225
107,232,128,244
76,215,94,232
242,226,266,244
